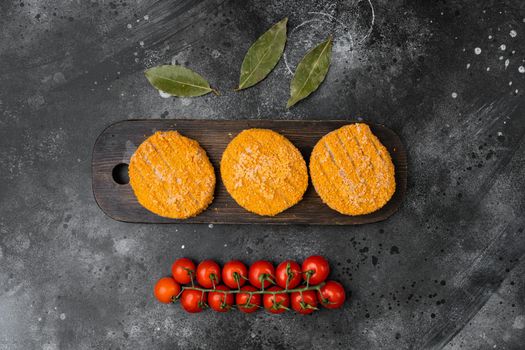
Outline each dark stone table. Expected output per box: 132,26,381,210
1,1,524,349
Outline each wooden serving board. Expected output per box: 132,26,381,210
92,120,407,225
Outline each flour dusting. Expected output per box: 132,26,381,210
159,91,171,98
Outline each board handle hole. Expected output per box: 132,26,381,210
112,163,129,185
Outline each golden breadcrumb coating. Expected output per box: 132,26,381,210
129,131,215,219
309,123,396,215
220,129,308,216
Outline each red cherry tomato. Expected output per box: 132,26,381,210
180,289,207,313
290,288,318,315
249,260,275,289
263,286,290,314
275,260,302,289
302,255,330,285
222,260,248,289
196,260,221,288
208,285,234,312
171,258,196,284
235,285,261,313
154,277,181,304
318,280,346,309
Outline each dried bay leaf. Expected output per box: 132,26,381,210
287,36,333,108
237,17,288,90
145,65,218,97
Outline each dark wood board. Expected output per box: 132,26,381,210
92,119,407,224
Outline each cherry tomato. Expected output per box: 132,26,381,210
171,257,196,284
249,260,275,289
154,277,181,304
222,260,248,289
208,285,234,312
318,280,346,309
302,255,330,285
291,288,318,315
196,260,221,288
180,289,207,313
235,285,261,313
263,286,290,314
275,260,302,289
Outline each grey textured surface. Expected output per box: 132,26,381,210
0,0,524,349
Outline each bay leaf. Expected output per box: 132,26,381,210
287,36,333,108
237,17,288,90
145,65,218,97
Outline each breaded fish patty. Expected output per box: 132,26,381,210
220,129,308,216
309,123,395,215
129,131,215,219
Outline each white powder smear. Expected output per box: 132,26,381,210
159,91,171,98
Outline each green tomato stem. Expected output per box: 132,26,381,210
181,282,324,295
